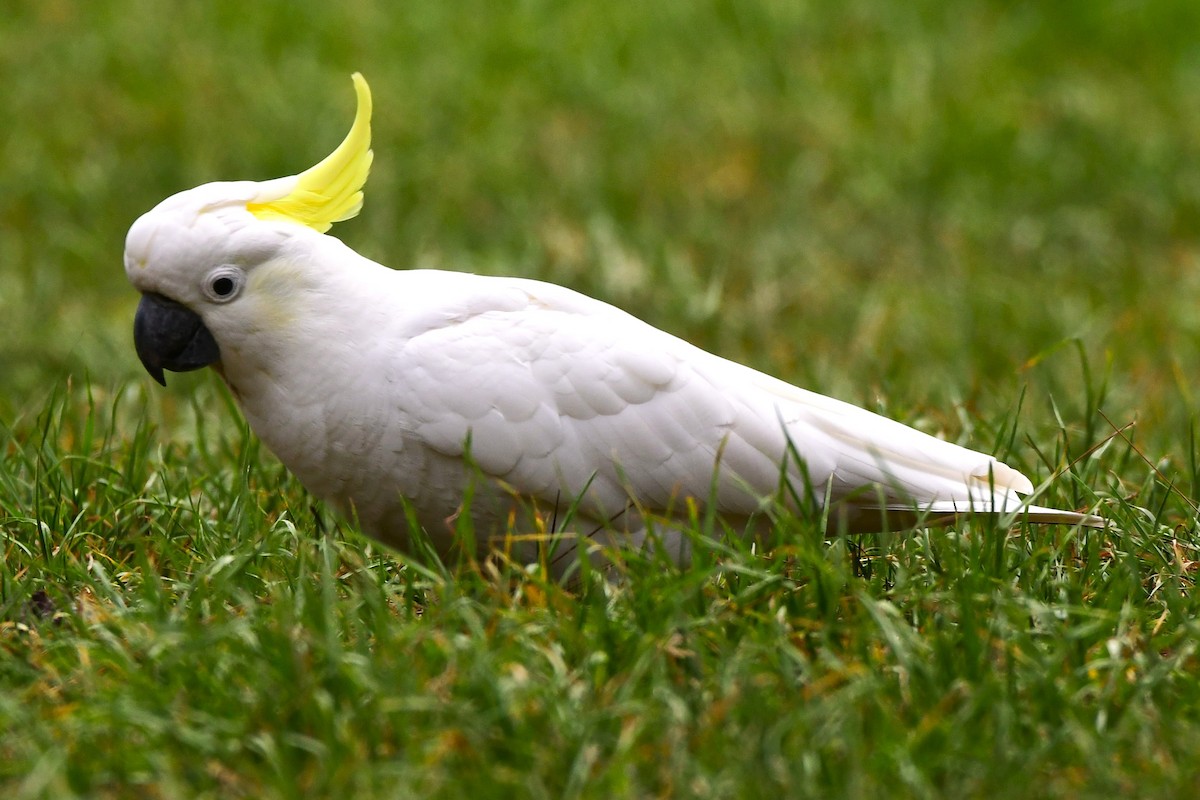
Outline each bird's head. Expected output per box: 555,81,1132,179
125,73,374,385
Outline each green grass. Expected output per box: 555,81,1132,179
3,1,1200,797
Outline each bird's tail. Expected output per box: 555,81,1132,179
825,494,1104,532
829,498,1107,534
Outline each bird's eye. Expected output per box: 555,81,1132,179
204,267,244,303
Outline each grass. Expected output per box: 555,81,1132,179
3,0,1200,797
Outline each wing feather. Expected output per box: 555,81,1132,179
387,272,1055,526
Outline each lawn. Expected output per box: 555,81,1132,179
3,1,1200,797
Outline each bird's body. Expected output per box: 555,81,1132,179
125,75,1101,577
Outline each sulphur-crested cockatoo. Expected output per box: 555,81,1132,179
126,74,1101,576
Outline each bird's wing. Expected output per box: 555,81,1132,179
387,274,1036,524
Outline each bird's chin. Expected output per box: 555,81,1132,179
133,292,221,386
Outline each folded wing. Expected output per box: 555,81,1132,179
390,273,1099,530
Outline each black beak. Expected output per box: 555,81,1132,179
133,293,220,386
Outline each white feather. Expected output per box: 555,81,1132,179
209,243,1103,567
126,183,1104,578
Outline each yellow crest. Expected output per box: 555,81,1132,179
247,73,374,233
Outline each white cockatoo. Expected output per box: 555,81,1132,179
126,74,1101,577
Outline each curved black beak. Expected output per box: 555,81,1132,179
133,293,220,386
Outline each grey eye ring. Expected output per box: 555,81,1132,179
204,267,244,302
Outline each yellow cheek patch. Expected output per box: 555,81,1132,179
244,259,313,333
247,73,374,233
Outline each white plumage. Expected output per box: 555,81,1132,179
124,75,1101,577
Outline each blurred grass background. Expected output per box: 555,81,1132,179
3,1,1200,797
4,0,1199,434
